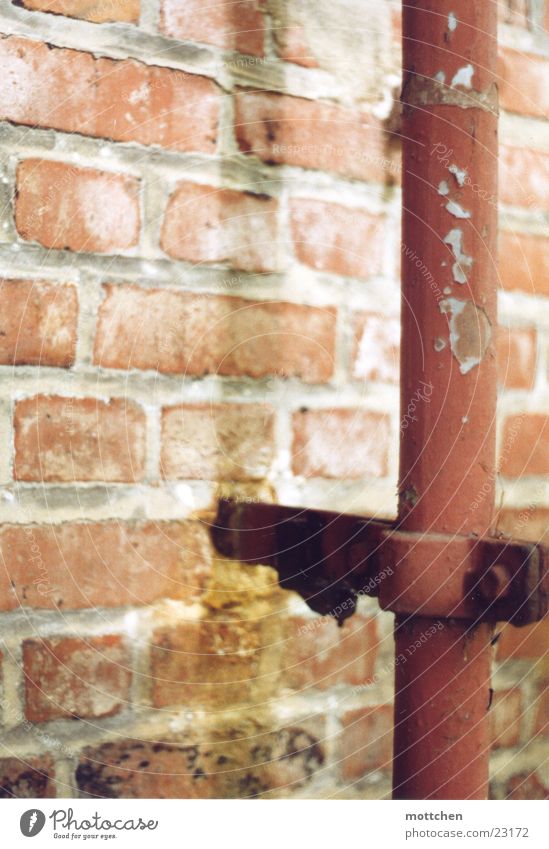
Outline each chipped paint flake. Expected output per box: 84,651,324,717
434,70,446,83
434,337,447,352
438,181,449,196
451,64,474,88
446,200,471,219
443,228,473,284
449,163,467,186
439,298,492,374
448,11,458,31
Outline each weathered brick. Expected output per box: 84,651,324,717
0,36,218,152
269,0,398,101
499,231,549,296
76,724,325,798
292,408,391,478
504,772,549,800
272,20,319,68
160,0,265,56
160,182,280,272
0,279,78,367
283,614,378,691
18,0,140,23
23,635,132,722
339,705,393,779
161,403,275,480
497,506,549,545
497,620,549,660
0,756,55,798
290,198,384,280
253,721,326,795
94,284,336,382
353,312,400,383
499,49,549,119
0,520,210,611
491,689,522,748
500,146,549,210
497,326,537,390
14,395,146,482
151,617,264,707
499,414,549,477
235,90,388,182
77,739,220,798
16,159,140,254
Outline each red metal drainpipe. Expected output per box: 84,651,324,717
395,0,498,799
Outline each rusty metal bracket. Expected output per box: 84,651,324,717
210,499,549,627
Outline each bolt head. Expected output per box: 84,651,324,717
479,564,512,602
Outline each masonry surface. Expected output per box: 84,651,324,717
0,0,547,800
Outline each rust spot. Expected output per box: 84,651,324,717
402,75,498,114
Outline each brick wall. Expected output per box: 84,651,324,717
0,0,547,800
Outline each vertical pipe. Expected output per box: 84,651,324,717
394,0,498,798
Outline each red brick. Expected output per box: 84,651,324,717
161,403,275,481
497,506,549,545
353,313,400,383
23,635,131,722
0,279,78,367
292,408,391,478
534,684,549,736
339,705,393,779
500,146,549,210
0,36,218,153
499,231,549,297
15,160,140,254
505,771,549,800
160,0,265,56
94,284,336,382
151,617,264,708
491,689,522,748
160,182,279,272
14,395,146,482
497,620,549,660
283,614,378,691
76,729,325,798
499,414,549,477
235,90,387,182
290,198,384,280
256,722,326,794
499,49,549,119
497,326,537,390
0,520,210,611
77,739,220,798
19,0,140,23
0,756,55,798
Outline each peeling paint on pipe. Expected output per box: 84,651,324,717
396,0,498,800
443,228,473,283
439,298,492,374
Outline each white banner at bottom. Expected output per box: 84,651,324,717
2,799,547,848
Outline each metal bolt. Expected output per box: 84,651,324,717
478,564,512,603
